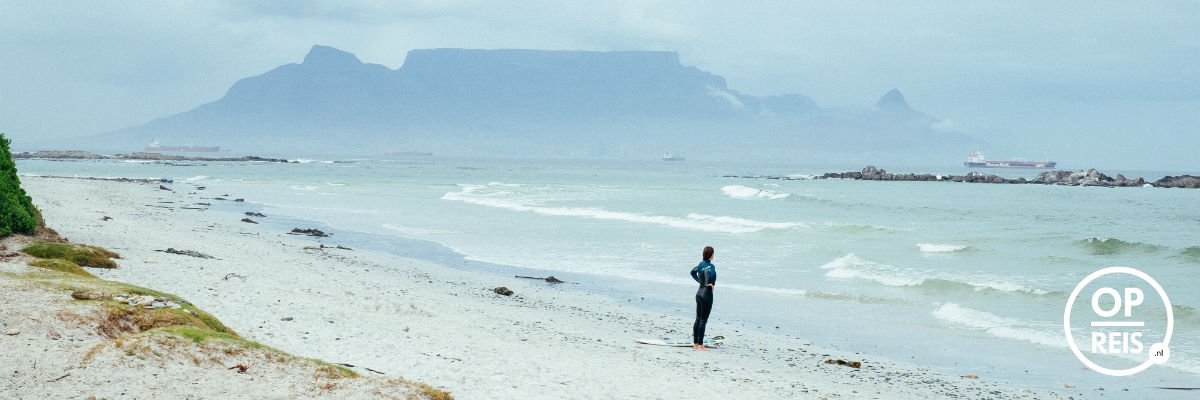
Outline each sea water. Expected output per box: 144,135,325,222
19,157,1200,394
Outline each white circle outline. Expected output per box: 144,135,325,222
1063,266,1173,376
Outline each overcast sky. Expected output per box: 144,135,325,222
1,1,1196,169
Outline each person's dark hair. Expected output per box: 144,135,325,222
702,246,714,261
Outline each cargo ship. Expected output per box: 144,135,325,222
963,152,1055,169
145,140,219,152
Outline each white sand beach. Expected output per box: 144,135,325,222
1,176,1066,399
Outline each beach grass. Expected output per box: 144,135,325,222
10,246,455,398
28,258,95,277
22,241,121,268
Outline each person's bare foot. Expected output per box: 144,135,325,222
695,345,709,351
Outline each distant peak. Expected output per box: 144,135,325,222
302,45,362,68
876,89,911,110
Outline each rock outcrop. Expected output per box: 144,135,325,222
1153,175,1200,188
740,166,1199,189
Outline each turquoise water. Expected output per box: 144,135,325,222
19,157,1200,393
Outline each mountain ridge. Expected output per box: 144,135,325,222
60,45,980,162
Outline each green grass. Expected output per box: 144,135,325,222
152,325,358,378
22,242,121,268
28,258,95,277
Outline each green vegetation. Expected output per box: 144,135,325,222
28,258,95,277
22,241,121,268
99,302,234,338
154,325,358,378
412,382,456,400
0,133,42,235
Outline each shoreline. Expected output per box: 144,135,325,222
8,175,1074,399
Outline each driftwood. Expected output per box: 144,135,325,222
223,273,247,281
157,248,215,259
335,363,386,375
515,275,567,284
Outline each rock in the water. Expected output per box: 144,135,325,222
158,185,172,191
245,212,266,217
71,290,105,300
1154,175,1200,189
493,287,514,296
241,218,258,224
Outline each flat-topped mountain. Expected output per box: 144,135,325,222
68,45,978,161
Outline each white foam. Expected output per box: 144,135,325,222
786,174,816,180
442,185,801,234
917,243,969,253
820,253,926,286
932,303,1064,348
184,175,209,182
820,254,1049,294
721,185,790,200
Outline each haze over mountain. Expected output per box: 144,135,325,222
64,45,979,163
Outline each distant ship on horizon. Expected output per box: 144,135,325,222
662,152,685,161
964,152,1055,169
145,140,219,152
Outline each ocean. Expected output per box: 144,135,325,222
18,156,1200,394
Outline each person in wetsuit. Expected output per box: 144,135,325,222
690,246,717,350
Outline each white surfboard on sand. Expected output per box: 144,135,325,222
634,336,725,347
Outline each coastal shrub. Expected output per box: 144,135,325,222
22,242,121,268
0,133,41,235
99,303,235,338
28,258,95,277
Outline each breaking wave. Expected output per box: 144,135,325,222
443,183,804,234
917,243,971,253
721,185,790,200
1076,237,1164,255
932,303,1062,347
820,254,1050,295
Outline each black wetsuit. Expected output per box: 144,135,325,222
690,260,717,345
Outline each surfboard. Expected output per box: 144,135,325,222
634,335,725,347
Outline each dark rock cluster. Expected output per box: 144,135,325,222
807,165,1198,189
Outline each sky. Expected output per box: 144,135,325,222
1,1,1197,169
